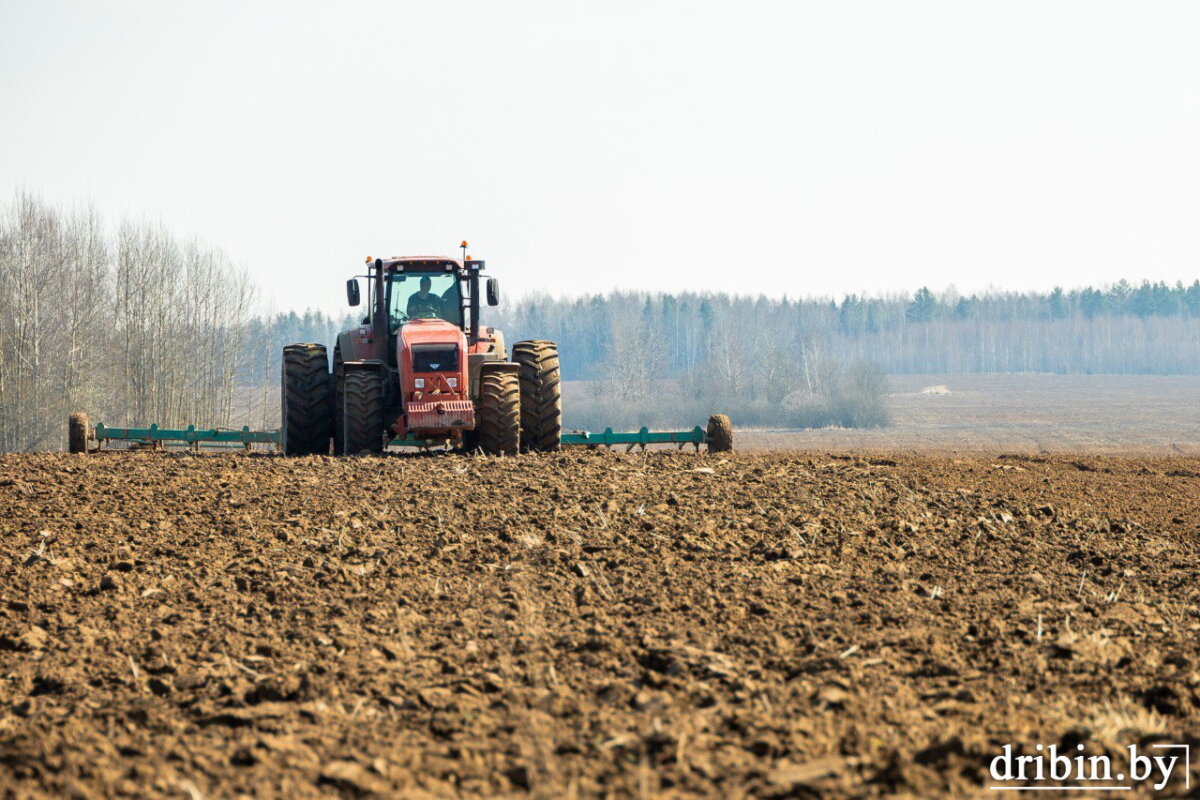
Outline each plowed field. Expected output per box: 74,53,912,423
1,451,1198,798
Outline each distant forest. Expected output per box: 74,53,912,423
4,192,1200,450
268,280,1200,379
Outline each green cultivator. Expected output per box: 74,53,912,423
561,414,733,453
69,414,279,452
68,412,734,454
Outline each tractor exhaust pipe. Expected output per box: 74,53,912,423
470,272,481,344
372,258,387,362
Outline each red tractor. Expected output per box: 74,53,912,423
281,245,561,455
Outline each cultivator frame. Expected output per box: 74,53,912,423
560,426,707,451
90,422,280,451
69,413,733,454
560,414,732,453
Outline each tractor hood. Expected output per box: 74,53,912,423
396,319,473,433
399,319,467,372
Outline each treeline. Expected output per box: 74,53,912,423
245,281,1200,384
0,193,257,450
489,284,1200,380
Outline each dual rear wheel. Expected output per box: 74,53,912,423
282,339,563,457
282,342,385,456
513,340,562,453
281,344,333,456
467,341,561,455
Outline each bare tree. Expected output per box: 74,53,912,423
0,194,260,451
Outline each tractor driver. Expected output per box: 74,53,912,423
407,276,442,319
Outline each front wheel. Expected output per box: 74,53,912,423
342,370,385,455
477,369,520,456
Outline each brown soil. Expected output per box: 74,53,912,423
1,450,1198,798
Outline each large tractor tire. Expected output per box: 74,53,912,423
68,412,90,454
281,343,333,455
707,414,734,453
513,339,562,452
342,369,385,455
477,368,520,456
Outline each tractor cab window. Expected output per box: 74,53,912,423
387,271,462,332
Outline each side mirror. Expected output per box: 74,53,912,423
486,277,500,306
346,278,360,307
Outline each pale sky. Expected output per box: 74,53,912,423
2,1,1198,314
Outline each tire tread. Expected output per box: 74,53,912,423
478,369,520,456
282,343,332,455
343,370,385,454
513,340,562,452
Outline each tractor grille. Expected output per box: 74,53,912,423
406,400,474,430
412,345,458,373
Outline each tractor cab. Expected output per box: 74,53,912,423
277,243,560,456
347,252,500,353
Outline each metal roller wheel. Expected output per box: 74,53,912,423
706,414,733,453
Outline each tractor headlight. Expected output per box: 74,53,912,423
447,377,458,388
414,378,425,389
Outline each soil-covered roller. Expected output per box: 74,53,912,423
513,339,562,452
281,343,332,455
67,412,89,454
706,413,733,453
